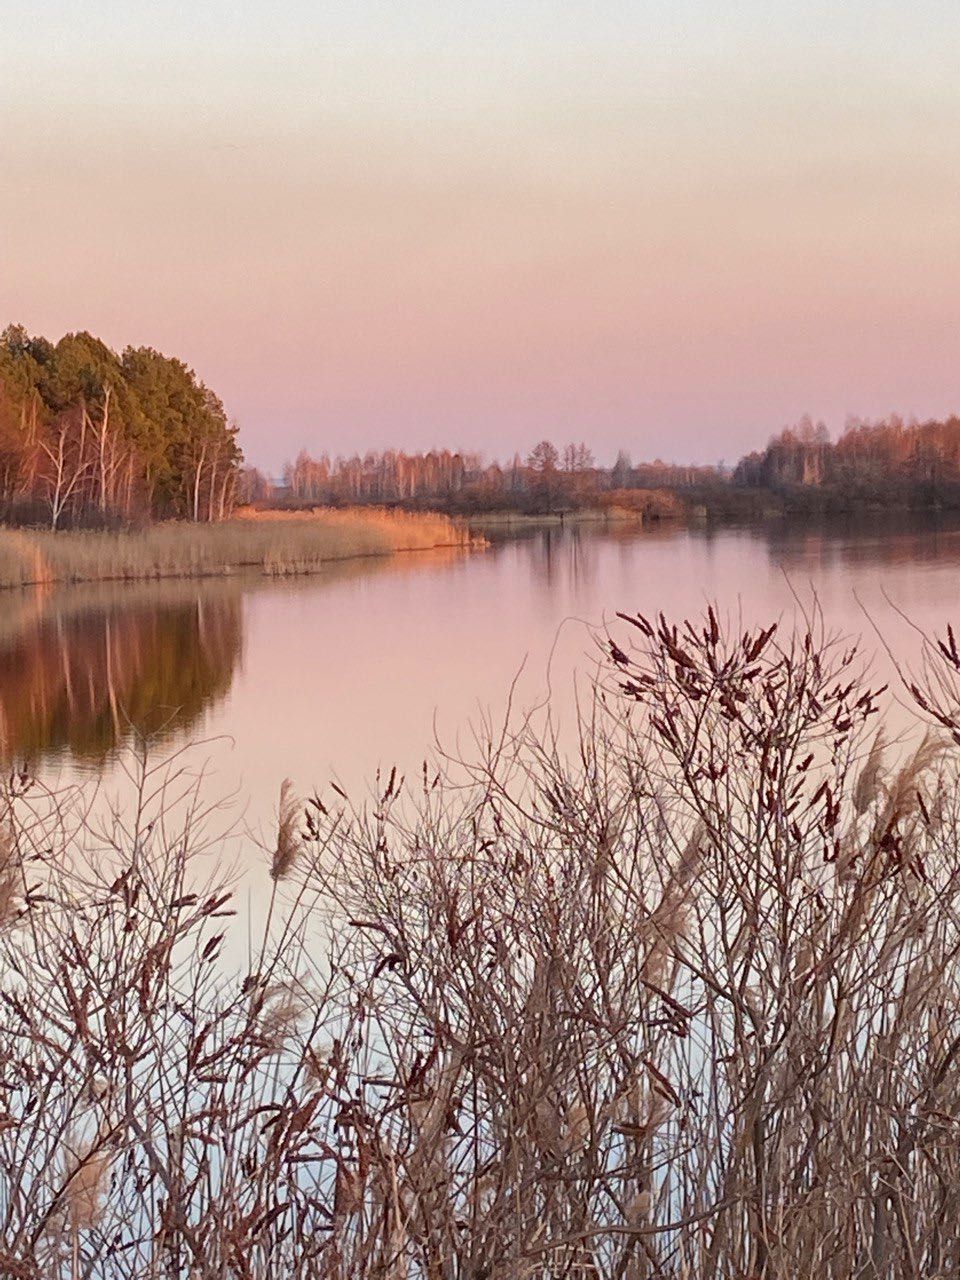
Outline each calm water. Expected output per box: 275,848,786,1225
5,516,960,854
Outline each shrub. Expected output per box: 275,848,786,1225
3,608,960,1276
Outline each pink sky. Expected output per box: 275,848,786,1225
4,1,960,470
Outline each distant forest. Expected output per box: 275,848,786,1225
259,414,960,519
7,323,960,528
0,325,241,527
733,415,960,511
258,441,719,520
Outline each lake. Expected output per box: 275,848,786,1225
5,515,960,861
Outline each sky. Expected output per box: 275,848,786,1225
4,1,960,471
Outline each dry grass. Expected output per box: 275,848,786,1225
0,507,477,589
5,609,960,1275
271,778,300,881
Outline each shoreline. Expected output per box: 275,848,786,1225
0,540,481,592
465,507,644,531
0,509,483,592
5,503,957,592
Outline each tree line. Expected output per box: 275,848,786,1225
258,414,960,518
8,320,960,528
735,413,960,506
252,441,722,517
0,325,242,527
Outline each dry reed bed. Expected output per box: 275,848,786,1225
0,508,475,589
3,609,960,1276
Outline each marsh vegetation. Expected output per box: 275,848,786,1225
0,509,474,590
2,607,960,1276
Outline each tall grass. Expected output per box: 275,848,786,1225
0,508,476,589
4,608,960,1275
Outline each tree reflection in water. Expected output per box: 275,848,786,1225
0,583,243,764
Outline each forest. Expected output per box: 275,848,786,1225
733,414,960,509
267,416,960,519
8,323,960,531
0,325,242,528
269,442,720,517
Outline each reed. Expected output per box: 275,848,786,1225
0,507,476,589
4,608,960,1276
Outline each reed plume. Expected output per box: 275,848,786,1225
271,777,300,879
0,823,20,930
854,727,885,814
64,1140,112,1233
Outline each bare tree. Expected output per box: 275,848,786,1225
39,413,92,529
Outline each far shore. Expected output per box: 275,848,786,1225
464,506,646,531
0,507,481,591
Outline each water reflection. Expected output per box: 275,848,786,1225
760,513,960,572
0,583,243,764
0,546,475,770
6,518,960,782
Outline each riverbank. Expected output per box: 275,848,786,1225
0,508,478,589
464,506,645,535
